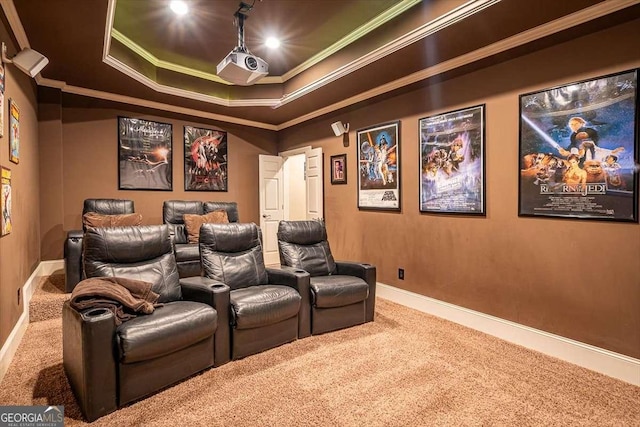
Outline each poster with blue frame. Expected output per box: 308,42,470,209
419,105,485,214
518,69,638,222
357,121,400,210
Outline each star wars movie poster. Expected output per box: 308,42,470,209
357,121,401,210
1,166,11,236
184,126,228,191
519,69,638,222
118,117,172,191
419,105,485,214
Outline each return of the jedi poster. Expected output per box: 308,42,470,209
519,69,638,222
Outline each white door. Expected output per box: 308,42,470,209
259,155,284,265
305,147,324,220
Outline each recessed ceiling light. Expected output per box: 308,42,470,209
170,0,189,16
265,37,280,49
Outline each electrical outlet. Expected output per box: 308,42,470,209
17,288,21,305
398,268,404,280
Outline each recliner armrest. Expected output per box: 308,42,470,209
64,230,85,293
62,301,117,422
335,261,375,283
267,267,311,338
336,261,377,323
67,229,84,240
180,277,231,366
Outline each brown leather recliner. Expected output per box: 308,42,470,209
199,222,311,360
277,220,376,335
64,198,135,292
162,200,239,278
63,224,230,422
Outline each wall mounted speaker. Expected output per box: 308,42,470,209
11,48,49,77
2,42,49,78
331,121,349,136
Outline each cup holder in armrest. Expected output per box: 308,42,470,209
82,307,111,318
210,284,226,289
294,270,306,274
361,263,371,267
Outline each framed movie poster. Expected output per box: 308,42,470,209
357,121,401,210
519,69,638,222
184,126,228,191
1,166,11,236
419,105,485,214
0,62,5,138
330,153,347,185
9,99,19,164
118,117,173,191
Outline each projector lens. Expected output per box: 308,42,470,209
245,56,258,70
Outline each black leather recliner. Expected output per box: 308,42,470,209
277,220,376,335
162,200,239,278
64,198,135,293
199,222,311,360
63,224,230,422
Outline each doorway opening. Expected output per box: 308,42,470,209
283,153,306,221
258,146,323,265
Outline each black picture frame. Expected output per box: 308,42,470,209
184,125,228,191
518,69,638,222
419,104,486,215
356,120,401,211
330,153,347,185
118,117,173,191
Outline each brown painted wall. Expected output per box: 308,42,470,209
279,19,640,358
37,96,278,261
0,32,41,345
2,10,637,361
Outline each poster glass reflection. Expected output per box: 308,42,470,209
118,117,173,191
419,105,485,214
519,69,638,222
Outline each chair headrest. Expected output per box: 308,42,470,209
277,220,327,245
200,222,260,253
83,199,134,216
84,225,172,263
203,201,239,223
162,200,204,224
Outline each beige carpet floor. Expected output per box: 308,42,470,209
28,273,68,322
1,275,638,426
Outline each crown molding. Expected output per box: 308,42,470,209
4,0,639,130
38,79,278,130
104,0,421,86
280,0,423,81
277,0,500,108
0,0,29,48
101,0,500,110
278,0,640,129
102,53,282,107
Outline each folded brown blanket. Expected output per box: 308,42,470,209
70,277,161,325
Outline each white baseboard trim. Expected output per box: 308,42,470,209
23,260,64,303
0,259,65,383
0,310,29,384
3,266,638,386
377,283,640,386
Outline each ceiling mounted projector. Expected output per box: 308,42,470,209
216,2,268,86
